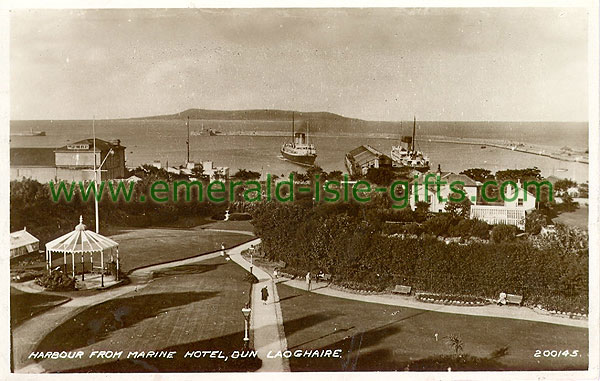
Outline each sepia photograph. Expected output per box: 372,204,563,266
2,2,599,380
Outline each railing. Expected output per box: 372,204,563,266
470,205,526,229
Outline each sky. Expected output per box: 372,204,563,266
9,7,588,121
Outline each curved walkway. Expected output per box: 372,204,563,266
201,228,256,236
278,277,587,328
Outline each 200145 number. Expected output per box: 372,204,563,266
534,349,579,358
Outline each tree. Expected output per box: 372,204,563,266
291,171,309,183
445,334,464,355
366,167,397,186
525,210,547,235
232,169,261,181
460,168,493,183
444,199,472,219
495,167,542,183
414,201,430,222
554,179,577,194
326,170,343,182
305,166,326,184
490,224,517,243
559,194,579,213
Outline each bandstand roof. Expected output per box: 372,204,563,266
45,216,118,253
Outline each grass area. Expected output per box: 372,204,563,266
10,287,70,327
31,257,261,372
276,284,588,371
48,223,254,273
553,205,588,229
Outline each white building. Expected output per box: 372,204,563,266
10,228,40,258
200,161,229,181
470,180,536,230
409,167,480,213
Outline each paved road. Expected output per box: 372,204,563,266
228,245,290,372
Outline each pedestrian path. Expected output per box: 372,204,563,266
228,243,290,372
280,277,588,329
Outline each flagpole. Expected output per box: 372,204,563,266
93,117,99,233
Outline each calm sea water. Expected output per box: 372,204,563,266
10,119,589,182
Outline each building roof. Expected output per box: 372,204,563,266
54,138,124,153
46,216,118,253
10,228,39,250
347,145,388,166
10,148,56,167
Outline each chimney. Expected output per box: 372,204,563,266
110,139,121,147
437,164,442,176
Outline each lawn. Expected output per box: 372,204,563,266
276,284,588,372
553,205,588,230
29,257,261,372
48,224,255,273
10,287,70,327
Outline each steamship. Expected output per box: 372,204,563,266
280,113,317,166
391,116,430,173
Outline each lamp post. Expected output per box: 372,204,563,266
250,253,253,274
241,303,251,349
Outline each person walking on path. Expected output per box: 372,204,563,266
306,272,312,291
261,285,269,305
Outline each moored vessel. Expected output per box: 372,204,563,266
390,116,430,173
280,113,317,166
11,128,46,137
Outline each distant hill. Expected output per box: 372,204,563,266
131,108,393,135
136,108,364,123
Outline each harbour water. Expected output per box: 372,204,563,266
10,119,589,183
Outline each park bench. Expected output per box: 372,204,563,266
318,273,332,282
506,294,523,306
392,285,412,295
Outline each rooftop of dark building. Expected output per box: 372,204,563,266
10,148,56,167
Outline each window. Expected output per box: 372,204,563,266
518,199,523,207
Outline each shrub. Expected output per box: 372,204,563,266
525,210,547,235
35,271,76,291
252,201,588,313
423,214,454,236
491,224,517,243
11,270,43,283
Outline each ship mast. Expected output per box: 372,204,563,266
292,112,295,148
412,116,416,152
186,116,190,164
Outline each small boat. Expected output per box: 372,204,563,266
280,112,317,166
11,128,46,137
481,145,487,149
190,123,218,136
